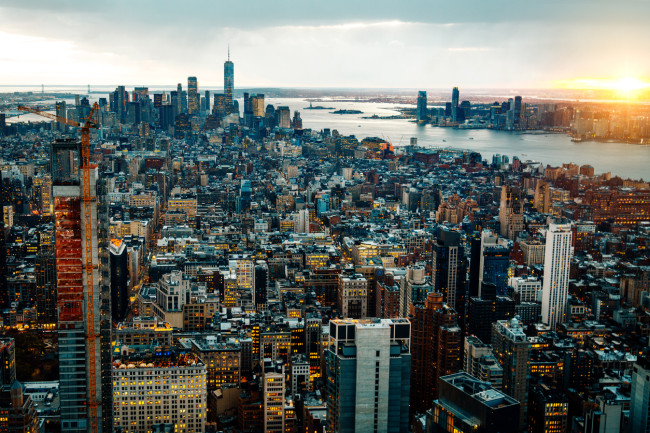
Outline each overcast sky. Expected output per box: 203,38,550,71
1,0,648,89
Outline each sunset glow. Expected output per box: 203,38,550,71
554,76,650,99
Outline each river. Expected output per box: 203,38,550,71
3,86,649,180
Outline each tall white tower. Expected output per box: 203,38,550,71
542,223,573,328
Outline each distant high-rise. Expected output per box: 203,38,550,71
513,95,523,128
416,91,428,123
176,83,184,114
203,90,210,112
542,223,573,328
55,101,67,131
252,94,265,117
277,106,291,129
224,50,234,112
187,76,199,115
325,318,411,433
110,86,127,123
451,87,459,122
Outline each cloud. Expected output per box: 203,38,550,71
277,20,419,31
447,47,493,52
0,1,648,88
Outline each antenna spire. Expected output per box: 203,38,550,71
228,44,230,61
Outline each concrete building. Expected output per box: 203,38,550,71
499,186,524,240
325,318,411,433
527,384,568,433
542,223,573,329
410,292,461,416
262,359,285,433
337,273,368,319
112,351,206,433
189,336,241,390
427,372,519,433
630,356,650,433
509,276,542,303
491,318,530,429
463,336,503,390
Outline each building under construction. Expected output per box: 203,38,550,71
52,138,112,432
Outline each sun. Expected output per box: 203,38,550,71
554,76,650,100
612,77,648,92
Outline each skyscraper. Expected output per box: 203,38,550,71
277,106,291,129
432,228,467,321
224,50,234,113
262,360,286,433
35,238,57,324
416,91,428,123
325,318,411,433
0,174,7,310
52,140,110,432
513,95,523,128
478,231,510,297
492,318,530,429
409,292,462,416
451,87,459,122
542,222,573,328
109,239,129,323
187,76,199,115
213,94,227,118
203,90,210,112
176,83,185,114
55,101,67,132
630,355,650,433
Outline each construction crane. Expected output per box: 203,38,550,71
18,103,102,433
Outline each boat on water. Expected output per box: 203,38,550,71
469,137,474,140
571,137,583,142
331,109,363,115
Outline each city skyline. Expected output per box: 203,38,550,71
1,0,649,94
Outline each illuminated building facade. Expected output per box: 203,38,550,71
112,352,206,433
527,384,568,433
189,337,241,389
